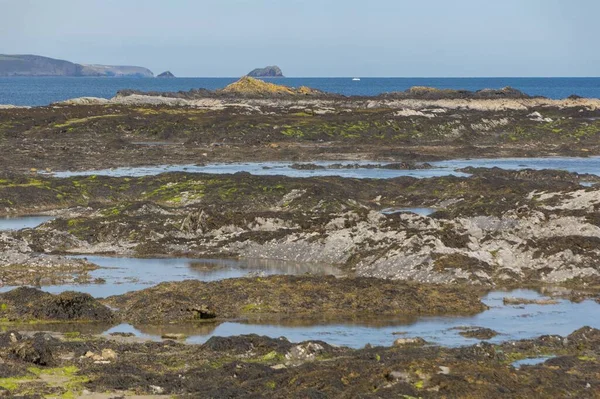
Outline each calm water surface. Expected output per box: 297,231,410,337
2,77,600,106
0,216,54,230
52,157,600,179
0,255,342,297
96,290,600,348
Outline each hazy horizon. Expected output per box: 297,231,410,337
1,0,598,78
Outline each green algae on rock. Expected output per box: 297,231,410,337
104,276,487,324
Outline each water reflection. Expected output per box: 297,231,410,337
8,289,598,349
100,289,600,349
7,256,342,297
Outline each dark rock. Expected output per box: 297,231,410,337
10,333,58,366
203,334,291,354
0,287,115,322
456,327,499,340
290,163,325,170
382,85,531,100
0,331,22,348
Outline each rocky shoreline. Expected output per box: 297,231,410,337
0,78,600,174
1,78,600,397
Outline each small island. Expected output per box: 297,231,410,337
246,65,284,77
157,71,175,78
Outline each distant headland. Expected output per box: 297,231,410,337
246,65,284,77
0,54,154,77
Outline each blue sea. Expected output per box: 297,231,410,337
1,77,600,106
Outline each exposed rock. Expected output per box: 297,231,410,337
52,96,110,106
0,287,115,322
161,333,187,340
10,333,58,366
105,276,486,324
503,297,560,306
393,337,427,346
285,342,326,363
218,76,322,97
383,86,531,100
456,327,499,340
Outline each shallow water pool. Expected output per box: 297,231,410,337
101,289,600,349
0,216,54,231
22,255,343,297
51,157,600,179
381,207,436,216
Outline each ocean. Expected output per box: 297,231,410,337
1,77,600,107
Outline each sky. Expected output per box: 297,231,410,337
0,0,598,77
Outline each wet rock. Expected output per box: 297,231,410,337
0,331,22,348
290,163,325,170
109,332,135,338
203,334,291,355
456,327,498,340
503,297,560,306
393,337,427,346
11,333,57,366
106,276,487,324
285,342,326,363
85,348,117,362
0,287,115,322
161,333,187,340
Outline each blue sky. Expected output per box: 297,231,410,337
1,0,597,77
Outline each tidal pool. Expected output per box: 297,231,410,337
51,157,600,179
52,161,465,179
0,215,54,231
381,207,436,216
100,289,600,349
511,356,556,369
29,255,343,297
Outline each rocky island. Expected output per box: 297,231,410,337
246,65,284,77
0,54,154,77
0,77,600,397
157,70,175,78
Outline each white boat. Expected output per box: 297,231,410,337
352,77,361,81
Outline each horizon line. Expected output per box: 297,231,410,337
4,75,600,79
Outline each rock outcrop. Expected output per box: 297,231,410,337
218,76,322,97
382,86,531,100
